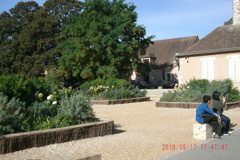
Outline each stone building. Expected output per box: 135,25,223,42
133,36,198,85
175,0,240,89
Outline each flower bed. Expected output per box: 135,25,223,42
90,97,150,105
0,120,114,154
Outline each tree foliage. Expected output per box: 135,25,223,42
59,0,154,81
0,0,83,77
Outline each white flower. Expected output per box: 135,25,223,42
47,94,53,100
52,101,57,105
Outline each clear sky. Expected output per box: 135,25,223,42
0,0,233,40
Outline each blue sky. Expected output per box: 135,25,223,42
0,0,233,40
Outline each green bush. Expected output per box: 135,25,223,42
91,85,147,100
80,78,130,90
28,101,58,130
54,91,97,127
80,78,146,100
51,113,73,128
160,79,240,102
0,74,50,105
0,93,27,135
0,85,98,135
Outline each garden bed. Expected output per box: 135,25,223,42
0,119,114,154
90,97,150,105
156,101,240,110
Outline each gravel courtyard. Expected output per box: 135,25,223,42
1,90,240,160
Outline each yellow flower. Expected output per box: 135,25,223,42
38,93,43,98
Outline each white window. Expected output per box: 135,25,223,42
141,58,150,63
227,55,240,82
200,57,215,81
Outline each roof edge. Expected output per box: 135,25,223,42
176,47,240,57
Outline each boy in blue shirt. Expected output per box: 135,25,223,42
196,95,222,140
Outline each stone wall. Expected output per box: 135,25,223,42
0,120,114,154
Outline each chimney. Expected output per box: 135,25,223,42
233,0,240,24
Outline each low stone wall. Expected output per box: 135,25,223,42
156,102,201,108
90,97,150,105
225,101,240,110
156,101,240,110
0,120,114,154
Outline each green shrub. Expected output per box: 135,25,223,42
31,117,52,130
55,91,97,127
0,85,99,135
160,79,240,102
80,77,146,100
0,93,27,135
91,85,147,100
80,78,130,90
0,74,50,105
28,101,58,130
51,113,73,128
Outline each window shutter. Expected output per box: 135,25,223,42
228,58,235,81
236,59,240,82
202,61,208,79
208,60,214,81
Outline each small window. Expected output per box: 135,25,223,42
165,72,172,81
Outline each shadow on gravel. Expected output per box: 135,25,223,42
114,124,126,134
230,123,237,131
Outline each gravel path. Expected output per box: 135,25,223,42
1,93,240,160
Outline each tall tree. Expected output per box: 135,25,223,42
0,11,13,74
0,0,83,77
59,0,154,81
0,1,40,75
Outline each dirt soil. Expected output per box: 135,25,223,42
1,93,240,160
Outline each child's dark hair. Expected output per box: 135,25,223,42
212,91,221,101
202,95,211,103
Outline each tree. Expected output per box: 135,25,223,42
0,1,41,75
59,0,154,82
0,11,14,75
0,0,83,77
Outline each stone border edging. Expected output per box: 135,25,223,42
156,102,201,108
224,101,240,110
156,101,240,110
90,97,150,105
0,119,114,154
